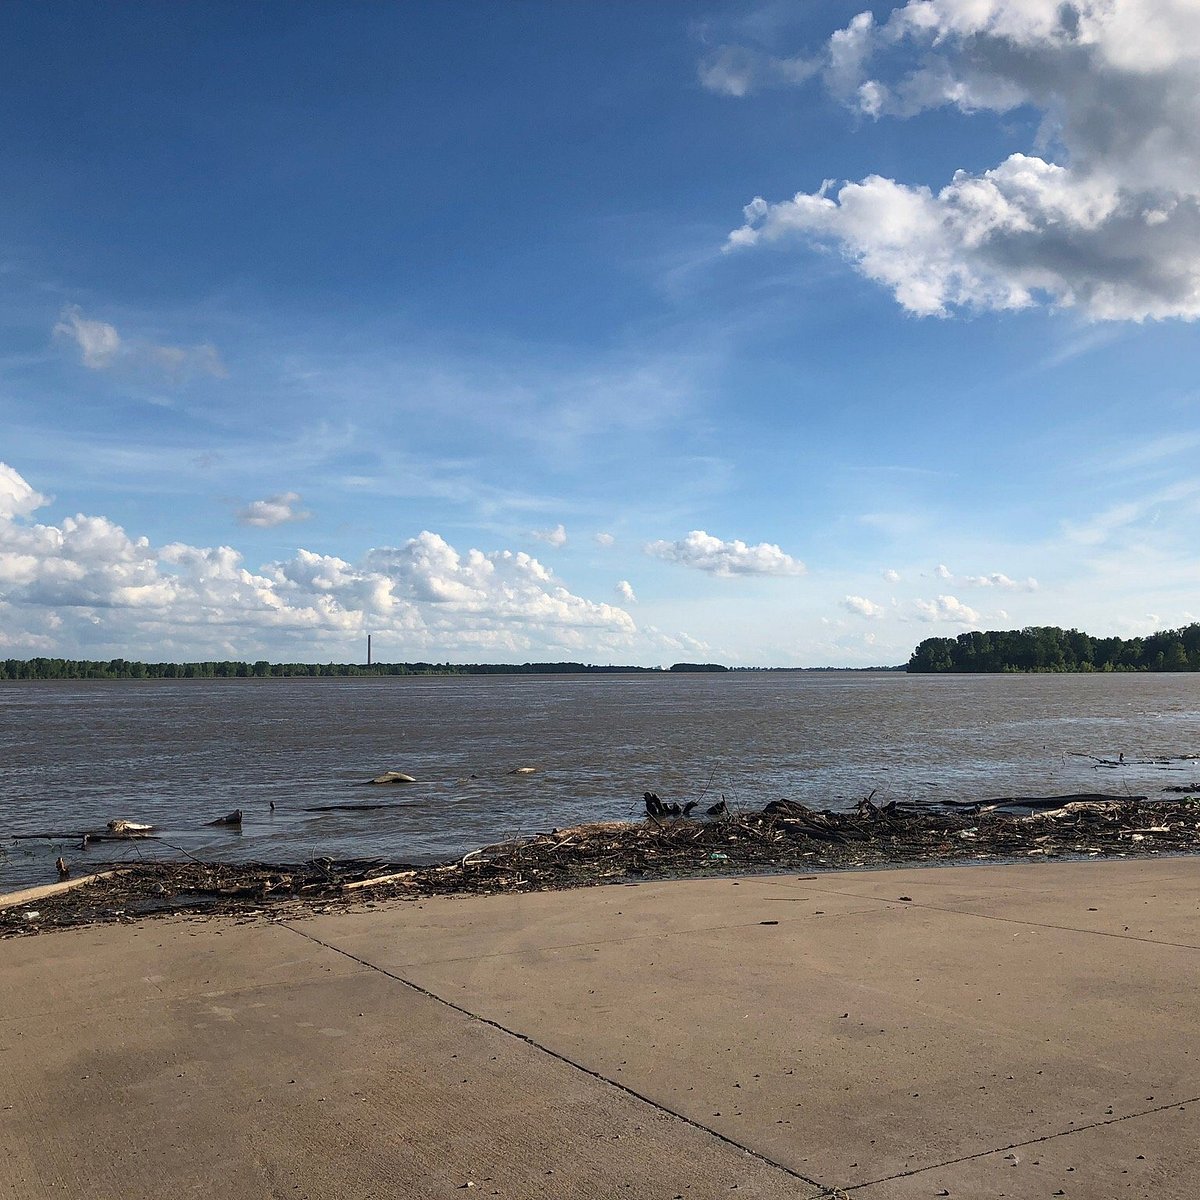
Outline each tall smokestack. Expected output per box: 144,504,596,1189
367,633,372,666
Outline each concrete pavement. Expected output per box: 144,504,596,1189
2,857,1198,1198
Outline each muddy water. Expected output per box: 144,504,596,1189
3,671,1200,890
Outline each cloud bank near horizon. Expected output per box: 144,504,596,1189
0,462,637,659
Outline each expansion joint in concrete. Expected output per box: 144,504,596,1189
281,922,830,1194
841,1093,1200,1193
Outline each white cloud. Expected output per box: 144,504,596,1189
594,531,615,547
54,306,226,378
0,462,636,658
647,626,711,656
936,563,1039,591
882,568,901,583
616,579,637,603
53,307,121,369
962,572,1038,591
532,523,568,548
0,464,49,520
725,1,1200,321
914,594,981,625
698,45,819,97
236,492,310,528
646,529,805,577
842,594,885,618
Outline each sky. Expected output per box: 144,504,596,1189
2,0,1200,667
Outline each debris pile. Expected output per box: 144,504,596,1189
4,795,1200,937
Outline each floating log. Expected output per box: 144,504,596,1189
365,771,417,785
108,819,153,834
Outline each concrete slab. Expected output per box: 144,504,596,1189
847,1101,1200,1199
302,860,1200,1189
4,857,1199,1198
303,874,877,969
0,918,820,1200
0,917,361,1030
768,856,1200,947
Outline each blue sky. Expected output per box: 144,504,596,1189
2,0,1200,665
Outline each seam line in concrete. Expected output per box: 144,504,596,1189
280,921,829,1194
840,1094,1200,1193
760,879,1200,950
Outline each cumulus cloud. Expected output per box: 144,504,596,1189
645,530,805,577
724,1,1200,321
616,579,637,603
0,463,636,657
936,563,1038,591
54,306,226,378
0,464,49,520
842,594,885,618
236,492,310,528
594,531,615,547
882,567,901,583
532,523,568,548
914,594,981,625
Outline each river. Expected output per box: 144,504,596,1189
3,671,1200,891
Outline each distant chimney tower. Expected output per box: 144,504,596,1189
367,633,372,666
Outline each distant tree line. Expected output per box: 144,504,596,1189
908,625,1200,673
0,658,729,681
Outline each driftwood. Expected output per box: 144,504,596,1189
0,870,128,911
6,796,1200,938
978,793,1146,812
341,869,420,892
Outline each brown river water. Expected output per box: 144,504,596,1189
4,671,1200,892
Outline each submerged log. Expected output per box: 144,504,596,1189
979,793,1145,812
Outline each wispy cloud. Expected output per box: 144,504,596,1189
54,305,226,380
935,564,1038,592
